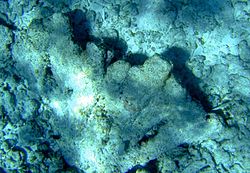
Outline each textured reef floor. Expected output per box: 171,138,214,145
0,0,250,172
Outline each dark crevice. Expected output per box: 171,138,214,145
51,134,61,140
138,120,167,146
211,108,239,128
174,160,180,169
200,165,211,172
177,142,189,149
67,9,91,50
12,74,22,83
126,159,159,173
67,9,148,73
144,159,159,173
66,9,129,73
162,47,212,112
138,129,158,146
125,53,148,66
98,37,128,72
0,14,17,30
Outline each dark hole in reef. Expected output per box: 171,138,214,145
138,120,167,146
100,37,128,72
138,130,158,146
125,53,148,66
13,74,22,83
138,127,159,146
51,134,61,140
144,159,159,173
177,142,189,149
174,160,180,169
161,47,212,112
126,159,159,173
44,66,53,76
67,9,91,50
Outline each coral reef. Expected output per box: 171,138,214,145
0,0,250,172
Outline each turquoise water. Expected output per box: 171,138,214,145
0,0,250,172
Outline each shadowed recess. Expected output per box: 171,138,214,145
0,17,17,30
125,53,148,66
100,37,128,72
162,47,212,112
126,159,158,173
67,9,91,50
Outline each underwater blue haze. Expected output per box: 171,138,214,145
0,0,250,172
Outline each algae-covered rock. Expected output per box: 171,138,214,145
127,54,172,89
